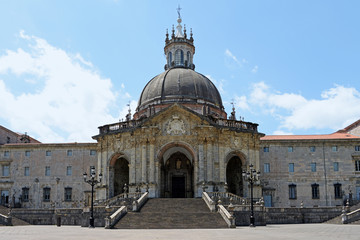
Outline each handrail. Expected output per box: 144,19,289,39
104,192,142,206
132,192,149,212
207,192,250,205
202,192,216,212
218,205,235,228
0,213,12,226
105,206,127,229
342,207,360,224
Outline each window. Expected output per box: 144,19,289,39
46,150,51,156
310,146,316,152
186,51,191,66
263,147,269,152
66,166,72,176
168,52,172,66
289,184,297,199
2,165,10,177
43,188,51,202
355,160,360,172
90,150,97,156
6,137,10,144
334,183,342,199
25,150,30,157
288,146,293,152
67,150,72,156
332,146,338,152
312,184,320,199
24,167,30,176
264,163,270,173
4,151,10,157
311,163,317,172
45,166,51,176
174,49,184,66
355,146,360,152
289,163,294,173
64,188,72,201
333,162,339,172
22,188,29,202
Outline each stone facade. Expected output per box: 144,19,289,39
0,142,97,208
260,133,360,208
94,104,262,201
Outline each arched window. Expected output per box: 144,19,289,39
175,49,184,66
187,51,191,66
168,52,172,67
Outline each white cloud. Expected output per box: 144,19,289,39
0,31,121,142
225,49,242,67
251,65,258,73
235,82,360,133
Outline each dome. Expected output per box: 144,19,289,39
137,67,224,112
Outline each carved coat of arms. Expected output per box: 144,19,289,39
166,115,186,135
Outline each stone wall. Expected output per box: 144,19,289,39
11,206,117,227
234,207,342,226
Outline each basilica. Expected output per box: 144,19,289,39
1,13,360,218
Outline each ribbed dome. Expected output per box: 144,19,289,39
137,68,223,111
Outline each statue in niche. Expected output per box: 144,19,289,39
176,158,182,169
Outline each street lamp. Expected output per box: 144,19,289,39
83,168,102,228
242,164,260,227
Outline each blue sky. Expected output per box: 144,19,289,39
0,0,359,142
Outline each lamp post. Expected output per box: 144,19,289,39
83,168,102,228
242,164,260,227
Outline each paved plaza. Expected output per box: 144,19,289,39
0,224,359,240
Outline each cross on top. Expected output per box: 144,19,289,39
177,5,182,19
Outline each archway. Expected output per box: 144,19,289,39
113,157,129,196
226,156,243,196
161,152,193,198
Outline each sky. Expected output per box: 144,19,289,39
0,0,359,143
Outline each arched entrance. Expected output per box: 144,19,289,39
161,152,193,198
226,156,243,196
113,157,129,196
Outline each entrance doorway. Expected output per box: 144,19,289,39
226,156,243,196
161,152,193,198
113,158,129,196
172,176,186,198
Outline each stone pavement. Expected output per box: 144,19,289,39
0,224,359,240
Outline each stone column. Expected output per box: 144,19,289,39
198,142,205,183
141,140,147,183
206,138,213,182
219,145,225,183
130,148,136,184
149,138,155,183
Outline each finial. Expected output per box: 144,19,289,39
165,28,169,42
177,5,182,19
190,28,193,41
184,24,187,38
172,25,175,38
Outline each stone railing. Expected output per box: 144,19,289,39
207,192,250,205
342,208,360,224
132,192,149,212
218,204,236,228
103,192,142,207
202,192,216,212
0,213,12,226
98,116,258,135
105,206,127,229
98,120,143,135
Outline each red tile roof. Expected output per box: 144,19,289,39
261,132,360,141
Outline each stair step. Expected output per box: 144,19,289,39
113,198,228,229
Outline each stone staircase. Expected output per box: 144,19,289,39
0,206,30,226
324,202,360,225
113,198,228,229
